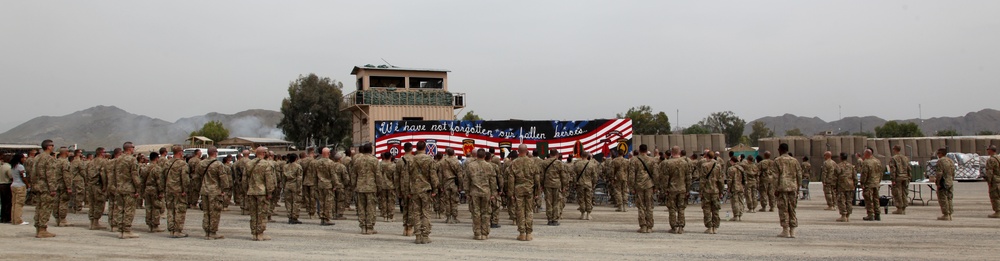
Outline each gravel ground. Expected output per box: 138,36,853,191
3,182,999,260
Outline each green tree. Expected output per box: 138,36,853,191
874,121,924,138
747,121,774,147
616,105,671,135
190,120,230,143
976,130,997,136
682,124,711,134
785,128,804,137
738,136,752,146
460,110,483,121
278,73,351,149
935,129,961,137
698,111,746,146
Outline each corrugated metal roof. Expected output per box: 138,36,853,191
232,137,291,144
351,65,450,75
188,136,213,142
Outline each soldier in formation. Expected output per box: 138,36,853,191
835,152,856,222
509,145,540,241
246,146,276,240
631,144,657,233
574,152,598,221
699,151,724,234
283,153,303,224
541,149,568,225
934,148,955,221
821,151,837,211
727,156,745,222
464,149,498,240
987,146,1000,218
774,143,802,238
350,144,385,235
859,148,882,221
889,145,911,215
200,147,232,240
408,141,439,244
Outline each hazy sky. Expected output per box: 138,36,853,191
2,0,999,133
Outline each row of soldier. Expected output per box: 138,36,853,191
22,138,1000,242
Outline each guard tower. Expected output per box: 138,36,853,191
342,65,466,146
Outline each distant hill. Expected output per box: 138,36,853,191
0,105,284,149
746,109,1000,137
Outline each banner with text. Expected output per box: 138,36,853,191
374,119,633,159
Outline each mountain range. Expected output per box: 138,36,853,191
746,108,1000,137
0,105,283,149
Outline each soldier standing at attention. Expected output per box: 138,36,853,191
859,148,883,221
246,146,276,241
439,148,464,224
486,151,504,228
408,141,440,244
143,152,165,233
351,144,385,235
541,149,567,225
508,145,540,241
758,152,777,212
774,143,803,238
662,146,690,234
187,150,203,209
610,151,630,212
299,148,317,219
934,148,955,221
234,150,251,215
70,149,86,213
631,144,658,234
54,147,72,227
984,145,1000,218
283,154,303,224
835,153,856,222
316,148,343,226
378,153,397,222
699,152,724,234
465,149,498,240
200,147,231,240
821,151,838,211
86,147,109,230
727,156,746,222
574,152,598,221
889,146,911,215
110,142,142,239
742,156,759,213
397,143,416,236
163,146,191,238
33,140,59,238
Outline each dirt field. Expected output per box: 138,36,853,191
3,182,999,260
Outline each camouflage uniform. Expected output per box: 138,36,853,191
70,158,87,212
612,157,631,211
487,157,504,226
351,153,385,233
541,157,567,223
299,156,317,218
337,157,353,219
987,155,1000,217
316,157,345,224
234,157,250,213
439,155,464,223
85,157,109,226
200,159,232,238
859,157,883,220
109,154,142,235
699,160,724,232
934,156,955,218
821,159,838,209
574,158,598,218
32,153,59,231
283,162,303,221
188,157,202,208
742,160,759,213
508,155,540,240
727,163,746,220
630,154,658,233
661,157,690,232
836,161,857,221
758,158,777,211
142,160,164,231
378,160,397,220
396,153,414,233
408,153,439,243
465,158,497,239
54,157,72,225
246,158,276,239
888,154,911,213
162,158,191,236
774,153,802,235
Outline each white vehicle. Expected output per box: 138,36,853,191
183,148,241,161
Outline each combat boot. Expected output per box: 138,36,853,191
149,226,164,233
490,223,500,228
824,206,835,211
729,216,739,222
369,227,378,235
58,218,71,227
937,215,952,221
474,235,482,240
676,227,684,234
777,227,789,238
580,213,586,220
517,233,526,241
524,233,532,241
586,212,592,220
251,234,260,241
875,213,881,221
759,207,767,212
361,228,369,235
788,228,796,238
211,233,225,240
836,215,847,222
668,227,677,234
110,226,118,232
308,214,315,220
862,215,874,221
453,217,461,223
704,228,713,234
123,231,139,239
551,221,560,226
892,208,903,214
424,236,432,244
769,207,774,212
989,212,1000,218
260,233,271,241
637,227,645,233
35,227,56,238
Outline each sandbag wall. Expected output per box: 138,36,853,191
632,134,728,157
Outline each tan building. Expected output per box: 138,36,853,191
342,65,466,146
